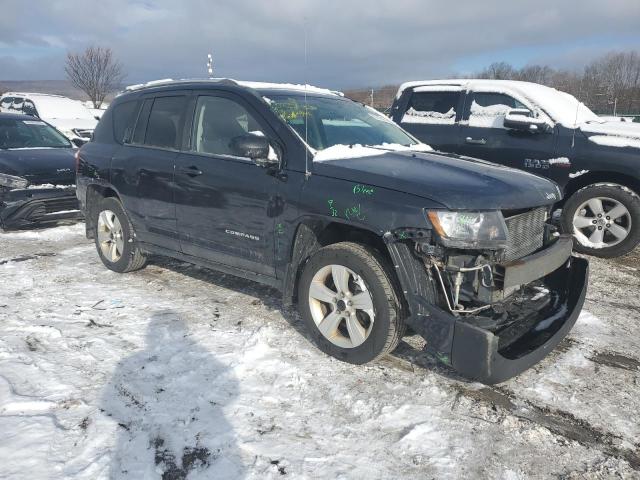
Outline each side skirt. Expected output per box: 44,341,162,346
139,242,282,290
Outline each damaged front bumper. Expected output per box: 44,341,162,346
0,186,82,229
387,236,588,384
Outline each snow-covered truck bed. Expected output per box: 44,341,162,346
0,224,639,479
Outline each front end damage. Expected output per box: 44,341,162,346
385,207,588,384
0,174,81,229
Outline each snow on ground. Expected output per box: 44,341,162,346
1,223,639,479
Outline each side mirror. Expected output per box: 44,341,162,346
504,109,551,133
229,134,278,167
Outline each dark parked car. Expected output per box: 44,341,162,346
0,113,80,229
76,79,588,384
391,79,640,258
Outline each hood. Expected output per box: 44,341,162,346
312,150,561,210
0,148,76,186
580,121,640,149
45,117,97,134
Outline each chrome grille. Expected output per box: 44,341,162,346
503,207,547,262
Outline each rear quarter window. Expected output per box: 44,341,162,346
112,100,139,144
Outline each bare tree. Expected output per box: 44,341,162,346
478,62,516,80
65,46,125,108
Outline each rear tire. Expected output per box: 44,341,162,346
93,197,147,273
298,242,405,364
561,183,640,258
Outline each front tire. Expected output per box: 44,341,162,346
561,183,640,258
94,197,147,273
298,242,405,364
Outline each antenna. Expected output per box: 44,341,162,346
571,77,584,148
304,19,311,179
207,53,214,79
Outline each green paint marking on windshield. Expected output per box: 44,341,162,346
270,99,317,122
353,184,375,196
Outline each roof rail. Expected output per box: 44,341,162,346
120,78,342,97
123,78,240,93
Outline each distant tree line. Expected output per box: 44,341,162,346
345,50,640,115
474,51,640,115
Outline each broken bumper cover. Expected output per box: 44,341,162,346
450,256,588,384
387,238,588,384
0,187,82,228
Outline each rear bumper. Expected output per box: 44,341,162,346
386,240,589,384
0,187,82,228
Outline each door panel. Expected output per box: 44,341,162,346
111,145,179,249
459,91,557,172
174,93,278,276
110,94,188,250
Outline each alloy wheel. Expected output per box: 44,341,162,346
572,196,632,249
308,264,375,349
97,210,125,263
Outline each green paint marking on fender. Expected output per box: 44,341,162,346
328,199,338,217
344,204,365,221
353,184,375,196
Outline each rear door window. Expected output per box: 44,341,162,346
467,92,530,128
11,97,24,112
403,90,461,124
131,99,153,145
143,96,187,150
1,97,14,110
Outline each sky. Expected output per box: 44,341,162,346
1,0,640,89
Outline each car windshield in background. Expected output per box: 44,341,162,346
0,118,72,149
265,95,417,152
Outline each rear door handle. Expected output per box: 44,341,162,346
465,137,487,145
178,165,203,177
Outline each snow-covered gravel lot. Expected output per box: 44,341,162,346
0,223,639,479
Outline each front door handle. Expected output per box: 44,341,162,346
465,137,487,145
178,165,203,177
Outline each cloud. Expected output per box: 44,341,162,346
1,0,639,88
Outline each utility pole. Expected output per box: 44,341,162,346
370,88,374,107
207,53,213,79
613,97,618,117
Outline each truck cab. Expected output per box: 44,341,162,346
392,80,640,258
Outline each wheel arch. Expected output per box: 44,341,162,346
564,170,640,204
84,183,122,239
282,219,396,307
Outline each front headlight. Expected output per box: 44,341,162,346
426,210,508,249
0,173,29,189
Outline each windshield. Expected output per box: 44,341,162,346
0,118,72,149
33,97,95,120
265,94,417,152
